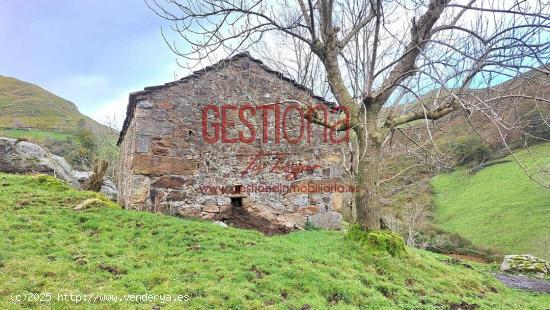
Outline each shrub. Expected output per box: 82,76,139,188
449,135,493,165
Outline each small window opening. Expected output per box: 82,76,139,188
231,197,243,208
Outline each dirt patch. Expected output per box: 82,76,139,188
98,263,127,276
449,301,478,310
250,265,266,279
224,205,292,235
449,253,489,264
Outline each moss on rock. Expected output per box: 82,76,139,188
501,254,549,275
346,224,407,256
74,197,118,211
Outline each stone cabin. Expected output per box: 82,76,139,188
117,52,352,234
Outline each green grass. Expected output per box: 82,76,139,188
0,129,75,143
1,173,548,309
432,142,550,260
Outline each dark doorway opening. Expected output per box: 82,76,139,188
230,197,242,208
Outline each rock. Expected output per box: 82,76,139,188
131,175,151,204
217,196,231,206
0,137,80,187
136,135,151,153
247,204,278,222
213,221,228,228
331,192,343,212
307,211,342,230
151,176,188,189
132,154,196,176
290,194,309,207
200,212,222,220
100,180,118,201
277,212,307,229
501,255,549,275
203,204,220,213
495,273,550,293
74,171,92,183
137,100,153,109
166,191,187,201
298,205,319,216
175,204,202,218
197,196,217,205
74,170,118,201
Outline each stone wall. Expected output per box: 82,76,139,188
118,54,352,234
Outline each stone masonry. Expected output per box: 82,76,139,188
117,52,352,234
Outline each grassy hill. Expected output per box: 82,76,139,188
1,173,548,309
0,75,117,167
0,75,110,133
432,143,550,260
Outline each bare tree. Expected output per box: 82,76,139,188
12,117,24,130
103,114,121,135
147,0,550,230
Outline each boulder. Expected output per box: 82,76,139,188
100,179,118,201
74,171,92,183
74,170,118,201
213,221,228,228
501,255,549,275
174,203,202,218
0,137,119,200
0,137,79,187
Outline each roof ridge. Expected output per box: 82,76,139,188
117,51,334,145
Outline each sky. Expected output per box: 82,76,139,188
0,0,188,129
0,1,545,131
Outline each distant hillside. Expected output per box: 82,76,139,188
392,67,550,149
432,142,550,260
0,75,112,134
0,75,118,168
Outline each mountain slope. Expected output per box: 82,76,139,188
1,173,548,309
399,67,550,148
0,75,111,133
432,142,550,260
0,76,118,167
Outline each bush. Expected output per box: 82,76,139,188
525,115,550,145
449,135,493,165
346,225,407,256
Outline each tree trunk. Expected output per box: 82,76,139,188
353,116,383,230
84,160,108,192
